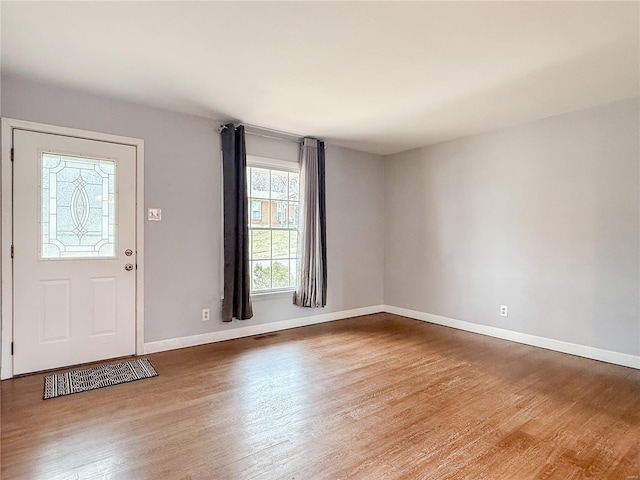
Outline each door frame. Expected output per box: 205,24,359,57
1,118,145,379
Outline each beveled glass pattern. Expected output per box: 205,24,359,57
41,153,116,259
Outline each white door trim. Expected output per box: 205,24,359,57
1,118,145,379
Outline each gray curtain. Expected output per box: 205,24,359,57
294,138,327,307
221,124,253,321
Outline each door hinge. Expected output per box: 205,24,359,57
11,245,14,258
11,148,14,162
11,342,14,355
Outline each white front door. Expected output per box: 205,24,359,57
13,129,137,375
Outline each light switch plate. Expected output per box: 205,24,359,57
148,208,162,221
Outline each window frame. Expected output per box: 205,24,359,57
246,155,300,296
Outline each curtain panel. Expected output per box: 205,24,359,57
294,138,327,308
221,124,253,321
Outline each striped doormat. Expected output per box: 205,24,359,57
43,358,158,399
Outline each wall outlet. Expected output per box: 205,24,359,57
202,308,211,321
500,305,508,317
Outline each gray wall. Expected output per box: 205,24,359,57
1,75,385,343
385,98,639,356
2,74,637,357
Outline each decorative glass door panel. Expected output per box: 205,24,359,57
41,153,116,259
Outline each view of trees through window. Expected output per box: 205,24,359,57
247,164,300,292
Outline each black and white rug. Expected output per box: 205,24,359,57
43,358,158,399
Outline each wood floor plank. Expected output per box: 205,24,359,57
2,313,638,479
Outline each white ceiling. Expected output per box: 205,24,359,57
1,2,638,155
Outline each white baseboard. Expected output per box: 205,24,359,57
144,303,639,369
383,305,640,370
143,305,384,354
8,302,633,378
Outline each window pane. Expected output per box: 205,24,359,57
272,230,289,259
289,172,299,201
288,202,299,229
290,231,298,258
251,200,262,220
270,200,289,229
251,230,270,260
272,260,290,288
250,200,269,227
290,260,298,286
271,171,288,200
252,260,271,291
250,168,270,199
41,153,116,259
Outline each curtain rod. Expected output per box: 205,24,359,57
245,130,302,145
219,123,305,145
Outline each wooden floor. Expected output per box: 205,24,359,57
1,313,639,480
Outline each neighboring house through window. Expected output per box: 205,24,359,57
251,200,262,220
247,156,300,293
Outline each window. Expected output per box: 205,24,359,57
247,158,300,293
40,152,116,259
251,201,262,220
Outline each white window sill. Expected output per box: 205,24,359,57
250,289,295,302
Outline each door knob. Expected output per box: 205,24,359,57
125,263,134,271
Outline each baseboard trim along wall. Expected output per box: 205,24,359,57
383,305,640,370
143,304,638,370
143,305,385,354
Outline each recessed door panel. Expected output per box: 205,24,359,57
90,277,118,335
40,280,70,342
